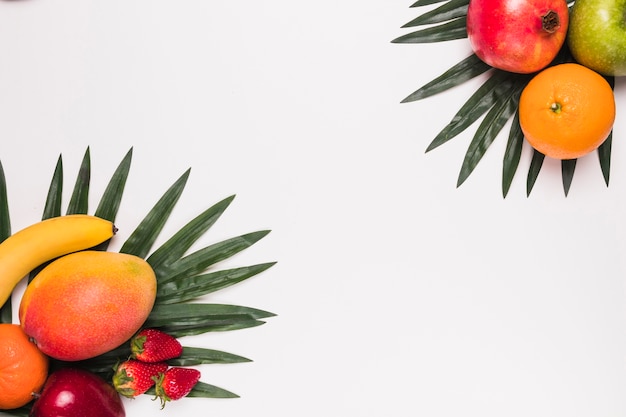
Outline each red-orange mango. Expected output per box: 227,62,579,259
19,251,157,361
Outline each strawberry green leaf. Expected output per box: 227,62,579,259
402,54,491,103
119,169,190,258
526,150,545,196
170,347,252,366
502,111,524,198
66,147,90,215
156,262,277,304
402,0,469,27
391,16,467,43
156,231,271,285
598,133,612,186
457,82,522,187
561,159,577,197
147,194,235,274
426,70,513,152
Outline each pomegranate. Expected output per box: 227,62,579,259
30,368,125,417
466,0,569,73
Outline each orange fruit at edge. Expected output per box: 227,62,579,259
0,323,49,410
519,62,616,160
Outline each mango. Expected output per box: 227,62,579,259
19,250,157,362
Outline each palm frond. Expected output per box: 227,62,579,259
42,155,63,220
156,262,277,305
502,111,524,197
598,133,612,186
119,168,190,258
526,150,545,196
402,54,491,102
392,16,467,43
0,160,11,323
426,70,514,152
146,194,235,274
402,0,469,27
66,147,91,215
457,81,523,187
561,159,577,196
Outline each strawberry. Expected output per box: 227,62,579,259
112,359,168,398
130,328,183,363
153,367,201,408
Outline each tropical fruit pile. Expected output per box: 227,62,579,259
393,0,622,196
0,148,275,416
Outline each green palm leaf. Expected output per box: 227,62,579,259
146,194,235,274
156,262,276,304
598,133,612,186
426,70,513,152
561,159,577,196
66,148,90,215
411,0,449,6
526,150,545,196
392,17,467,43
0,161,11,323
186,382,240,399
169,347,252,366
402,54,491,102
457,81,523,187
156,231,271,285
94,148,132,223
42,155,63,220
502,111,524,197
402,0,469,27
119,168,190,258
145,381,240,399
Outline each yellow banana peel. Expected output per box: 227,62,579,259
0,214,116,307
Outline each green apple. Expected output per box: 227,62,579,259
567,0,626,75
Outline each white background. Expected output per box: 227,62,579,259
1,1,626,416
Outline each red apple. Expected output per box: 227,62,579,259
30,368,125,417
466,0,569,73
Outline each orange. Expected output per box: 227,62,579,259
0,323,49,409
518,63,615,160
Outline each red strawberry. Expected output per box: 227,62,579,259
112,359,168,398
153,367,201,408
131,328,183,363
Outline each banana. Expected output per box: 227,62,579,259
0,214,117,307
